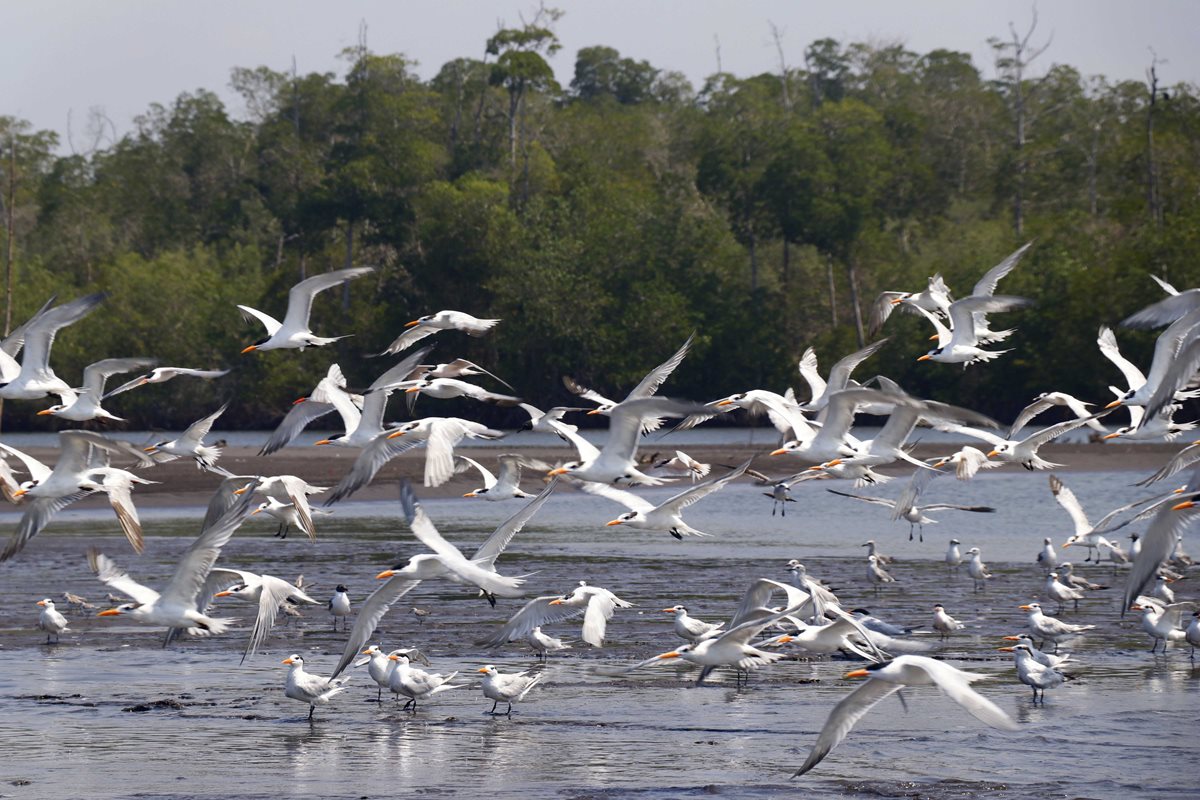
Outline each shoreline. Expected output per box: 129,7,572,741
0,439,1178,513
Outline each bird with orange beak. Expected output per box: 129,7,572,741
281,654,351,720
377,309,500,356
238,266,373,353
36,598,70,644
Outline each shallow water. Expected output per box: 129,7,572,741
1,470,1198,799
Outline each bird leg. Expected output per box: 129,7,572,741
486,593,497,608
488,700,499,715
308,704,315,721
671,529,682,540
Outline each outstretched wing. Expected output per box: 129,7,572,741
793,678,901,777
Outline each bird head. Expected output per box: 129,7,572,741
606,512,637,527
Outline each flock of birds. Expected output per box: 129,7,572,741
9,243,1200,781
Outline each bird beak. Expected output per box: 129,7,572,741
241,345,258,354
462,492,476,498
775,635,794,644
282,657,294,664
916,355,932,362
143,446,157,454
375,569,396,579
233,487,248,495
656,651,681,660
388,654,400,661
769,448,788,456
214,591,233,598
404,387,421,394
997,647,1015,652
824,459,842,468
605,519,624,527
1130,604,1143,611
1002,636,1021,641
250,508,262,515
292,397,308,405
1018,605,1034,610
890,297,904,305
548,599,564,606
1101,432,1121,440
477,667,489,673
1103,400,1122,409
37,600,47,607
807,465,824,471
1172,501,1196,511
12,488,27,498
716,400,735,406
986,450,999,458
928,334,939,341
386,430,406,439
313,439,332,446
547,468,569,476
843,669,869,678
1173,487,1185,494
661,608,677,613
36,409,53,416
932,459,947,468
98,608,122,617
1061,542,1072,548
586,409,602,415
404,320,420,328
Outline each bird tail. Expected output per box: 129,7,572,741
516,674,544,701
196,446,223,470
188,615,234,636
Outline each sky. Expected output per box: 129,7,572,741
3,0,1196,150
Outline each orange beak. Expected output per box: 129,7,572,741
241,345,258,354
36,409,53,416
143,446,157,453
404,387,421,394
1130,604,1143,611
656,651,681,660
917,354,932,362
928,334,939,341
477,667,490,673
214,590,233,598
605,519,623,527
890,297,904,305
361,649,374,655
250,508,262,515
1101,432,1121,440
404,320,420,328
12,488,27,498
463,492,477,498
376,569,395,579
1103,400,1122,409
1172,501,1196,511
313,439,332,446
844,669,869,678
1018,605,1034,610
292,397,308,405
98,609,122,617
662,608,678,613
282,657,294,664
716,400,735,407
1002,636,1021,641
548,599,564,606
37,600,47,607
932,459,947,468
997,647,1015,652
769,448,789,456
547,468,569,476
386,430,406,439
586,409,602,415
986,450,999,458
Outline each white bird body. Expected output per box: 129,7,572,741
478,665,542,714
1044,572,1085,612
548,397,706,486
526,626,571,658
866,555,896,590
944,539,962,570
145,404,227,470
387,654,461,710
328,585,352,630
460,454,534,501
38,357,157,421
403,376,521,406
0,293,106,401
239,266,374,352
36,598,70,642
965,547,993,590
1001,634,1071,668
932,604,963,639
103,366,230,400
1131,599,1193,652
380,309,500,356
4,431,155,561
91,491,255,638
210,568,321,660
282,655,351,719
481,581,633,648
1037,538,1058,571
663,605,725,644
597,460,750,538
793,655,1018,777
1021,602,1095,650
914,295,1032,365
1001,643,1069,702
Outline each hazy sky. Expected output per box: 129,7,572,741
4,0,1195,149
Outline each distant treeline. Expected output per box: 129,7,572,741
1,13,1198,431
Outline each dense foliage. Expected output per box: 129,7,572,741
2,20,1198,431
